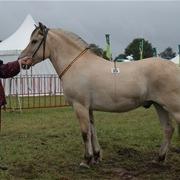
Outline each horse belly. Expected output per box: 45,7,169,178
92,97,141,112
90,79,145,112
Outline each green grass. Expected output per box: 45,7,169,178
0,107,180,179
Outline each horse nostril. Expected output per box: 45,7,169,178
22,64,26,69
22,64,30,70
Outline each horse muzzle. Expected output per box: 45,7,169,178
22,64,31,70
18,56,33,69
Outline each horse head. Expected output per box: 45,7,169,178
19,22,50,69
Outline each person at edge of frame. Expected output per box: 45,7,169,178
0,57,32,108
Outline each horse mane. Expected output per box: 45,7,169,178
57,28,89,48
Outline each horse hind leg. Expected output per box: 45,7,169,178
170,112,180,138
154,103,174,162
89,110,102,163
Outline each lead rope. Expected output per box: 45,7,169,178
59,47,90,79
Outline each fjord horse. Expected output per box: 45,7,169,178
20,23,180,167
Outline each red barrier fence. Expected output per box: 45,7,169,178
2,74,69,110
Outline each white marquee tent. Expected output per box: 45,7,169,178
0,14,56,75
0,15,58,97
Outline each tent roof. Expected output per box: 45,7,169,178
0,14,56,75
0,14,35,52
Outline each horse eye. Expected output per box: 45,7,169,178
31,40,37,44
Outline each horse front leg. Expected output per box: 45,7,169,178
89,110,102,163
73,102,93,168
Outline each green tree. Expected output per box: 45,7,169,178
89,44,103,57
159,47,176,60
125,38,153,60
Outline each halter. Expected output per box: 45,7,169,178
32,27,49,60
59,47,90,79
31,25,89,79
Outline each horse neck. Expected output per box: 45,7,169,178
48,30,87,75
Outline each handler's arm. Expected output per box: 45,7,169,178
0,61,20,78
0,57,32,79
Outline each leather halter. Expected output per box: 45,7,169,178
32,27,89,79
59,47,89,79
32,27,49,60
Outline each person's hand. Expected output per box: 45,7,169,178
18,56,32,66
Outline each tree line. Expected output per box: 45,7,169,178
89,38,176,61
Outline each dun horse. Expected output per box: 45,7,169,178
20,23,180,167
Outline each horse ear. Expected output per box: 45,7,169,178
39,22,47,34
39,22,44,31
34,24,38,28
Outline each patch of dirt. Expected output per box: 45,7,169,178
100,147,180,179
7,146,180,180
103,168,138,180
117,147,141,158
134,161,171,176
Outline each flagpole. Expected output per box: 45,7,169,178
105,34,112,61
140,39,144,60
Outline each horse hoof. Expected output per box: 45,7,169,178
94,151,102,164
93,158,101,165
158,154,166,162
79,162,90,169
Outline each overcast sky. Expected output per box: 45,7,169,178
0,1,180,57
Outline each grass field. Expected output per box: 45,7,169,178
0,107,180,179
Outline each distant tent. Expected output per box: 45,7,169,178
170,55,180,65
0,14,56,75
0,15,58,97
0,14,35,55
